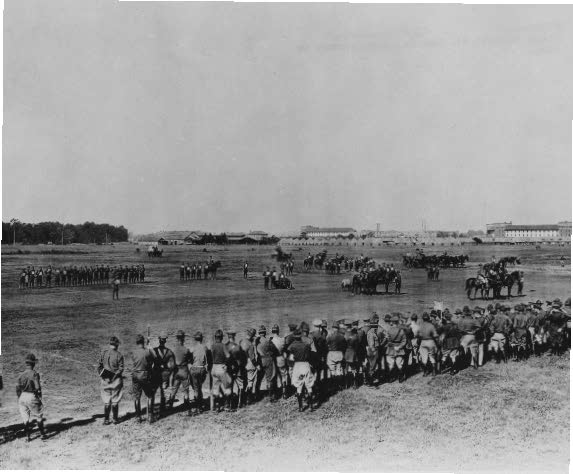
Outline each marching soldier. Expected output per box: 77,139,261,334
152,331,175,416
131,335,157,423
17,353,47,441
169,330,192,410
98,336,124,425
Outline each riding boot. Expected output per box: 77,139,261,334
135,401,143,423
282,386,288,400
103,404,111,425
431,364,437,377
398,368,406,383
112,404,120,424
495,351,501,364
297,393,303,412
148,400,154,423
502,352,507,364
309,393,315,412
38,419,47,439
24,422,31,442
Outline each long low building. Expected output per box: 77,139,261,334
486,221,571,239
301,226,357,238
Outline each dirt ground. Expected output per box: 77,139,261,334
0,243,570,470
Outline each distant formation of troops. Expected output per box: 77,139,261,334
12,296,570,440
179,256,220,281
18,264,146,289
262,267,294,289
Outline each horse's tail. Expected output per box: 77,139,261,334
465,278,473,290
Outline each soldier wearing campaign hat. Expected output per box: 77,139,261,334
310,319,328,393
211,329,233,412
98,336,124,425
270,325,289,399
131,334,157,423
239,328,259,404
326,323,347,391
364,317,380,386
257,325,280,402
152,331,175,416
17,353,47,440
385,315,408,383
188,331,210,414
169,330,192,410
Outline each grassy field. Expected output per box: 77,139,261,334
0,243,570,471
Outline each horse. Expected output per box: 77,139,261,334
204,261,222,280
465,277,489,300
147,246,163,258
341,278,352,291
303,256,314,271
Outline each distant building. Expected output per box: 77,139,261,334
247,230,269,241
301,226,357,238
486,221,571,239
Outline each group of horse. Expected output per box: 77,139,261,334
341,267,402,296
465,270,524,300
402,253,469,269
147,245,164,258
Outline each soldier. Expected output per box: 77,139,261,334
287,330,316,412
458,307,481,369
326,322,347,391
16,353,47,441
510,304,530,361
169,330,192,410
239,328,259,404
226,330,247,408
270,267,278,289
243,261,249,279
263,267,271,290
257,325,280,402
188,331,209,415
112,275,120,300
131,334,157,423
344,323,360,389
365,317,380,386
270,325,288,399
284,323,299,380
152,332,175,416
489,306,512,363
384,315,408,383
438,313,462,375
309,319,328,392
211,329,233,411
416,313,439,376
98,336,124,425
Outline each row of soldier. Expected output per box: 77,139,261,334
18,264,146,289
14,297,570,440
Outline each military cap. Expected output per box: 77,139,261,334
565,298,571,307
494,303,502,310
369,319,379,327
473,306,484,314
331,321,339,329
338,323,346,329
411,313,418,321
258,325,267,334
226,329,237,336
312,319,322,327
462,306,471,314
344,320,353,328
321,319,328,327
135,334,145,344
158,331,168,340
486,304,494,311
363,318,371,324
391,315,400,323
384,314,392,322
247,328,256,337
176,330,185,338
271,325,279,333
109,336,120,346
443,313,452,321
352,320,360,327
515,304,524,312
293,329,302,340
422,312,431,321
552,298,563,308
214,329,224,339
288,323,298,331
25,353,38,364
454,308,462,315
194,331,203,340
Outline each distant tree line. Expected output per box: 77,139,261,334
1,221,129,245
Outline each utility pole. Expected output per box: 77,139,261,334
10,218,19,246
62,225,64,246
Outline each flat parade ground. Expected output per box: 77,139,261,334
0,243,570,471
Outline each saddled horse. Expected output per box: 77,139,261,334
314,251,327,270
204,261,222,280
490,271,523,298
465,277,490,300
303,256,314,271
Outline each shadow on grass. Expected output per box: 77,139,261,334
0,415,98,445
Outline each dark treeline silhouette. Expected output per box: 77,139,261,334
193,233,280,245
1,221,128,245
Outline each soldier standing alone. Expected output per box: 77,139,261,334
17,353,47,441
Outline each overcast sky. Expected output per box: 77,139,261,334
3,1,572,235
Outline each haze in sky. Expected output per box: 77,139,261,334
3,1,572,235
